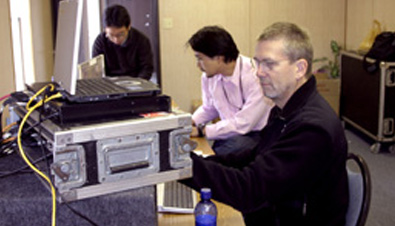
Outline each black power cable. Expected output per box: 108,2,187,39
0,152,52,179
62,202,99,226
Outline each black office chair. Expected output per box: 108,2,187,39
345,153,372,226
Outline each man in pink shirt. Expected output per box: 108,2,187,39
188,26,273,155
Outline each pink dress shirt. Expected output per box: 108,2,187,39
192,55,273,140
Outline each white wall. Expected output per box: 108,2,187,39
346,0,395,51
0,1,15,95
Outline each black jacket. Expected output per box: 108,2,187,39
92,28,153,80
183,76,349,226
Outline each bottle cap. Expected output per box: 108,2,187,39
200,188,212,200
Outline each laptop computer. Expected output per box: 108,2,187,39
157,180,198,214
50,0,159,103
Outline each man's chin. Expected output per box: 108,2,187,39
263,90,275,99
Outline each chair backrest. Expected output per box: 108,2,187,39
345,153,372,226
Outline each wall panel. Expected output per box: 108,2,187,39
250,0,345,70
0,1,15,95
346,0,395,51
31,0,54,82
346,0,373,51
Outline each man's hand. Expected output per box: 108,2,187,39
191,126,199,137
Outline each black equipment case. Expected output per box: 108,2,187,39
9,97,195,202
340,51,395,153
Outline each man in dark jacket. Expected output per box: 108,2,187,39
92,4,153,80
182,22,349,226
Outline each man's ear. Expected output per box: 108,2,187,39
295,59,308,80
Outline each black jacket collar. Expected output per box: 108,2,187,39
269,75,317,121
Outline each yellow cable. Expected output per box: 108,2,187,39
17,92,62,226
26,84,55,111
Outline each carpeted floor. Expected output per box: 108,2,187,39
345,128,395,226
0,151,158,226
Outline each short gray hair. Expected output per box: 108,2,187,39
258,22,313,77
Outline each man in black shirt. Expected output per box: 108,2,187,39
182,22,349,226
92,5,153,80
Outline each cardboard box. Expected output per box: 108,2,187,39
315,73,340,115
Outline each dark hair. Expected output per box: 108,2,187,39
258,22,314,76
188,26,239,63
104,5,131,28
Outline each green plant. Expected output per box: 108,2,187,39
313,40,341,79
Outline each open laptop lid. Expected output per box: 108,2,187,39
53,0,83,95
78,54,105,79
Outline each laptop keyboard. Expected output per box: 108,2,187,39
77,78,125,96
164,181,195,209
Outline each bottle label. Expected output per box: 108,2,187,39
195,215,217,226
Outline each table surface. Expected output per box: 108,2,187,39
157,137,245,226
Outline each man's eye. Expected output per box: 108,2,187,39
266,61,276,69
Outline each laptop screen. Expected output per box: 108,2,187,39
78,54,105,79
53,0,83,95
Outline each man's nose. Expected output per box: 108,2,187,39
197,62,204,71
256,65,267,77
114,38,122,44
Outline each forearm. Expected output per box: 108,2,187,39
192,106,218,127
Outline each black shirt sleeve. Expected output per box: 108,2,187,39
92,33,105,58
135,35,154,80
183,124,332,213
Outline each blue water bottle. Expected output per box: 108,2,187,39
194,188,217,226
